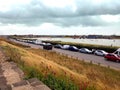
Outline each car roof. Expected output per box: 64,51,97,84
97,50,106,52
116,48,120,51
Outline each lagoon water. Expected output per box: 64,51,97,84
37,38,120,47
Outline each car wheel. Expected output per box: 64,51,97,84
94,53,97,55
105,58,109,61
116,60,119,63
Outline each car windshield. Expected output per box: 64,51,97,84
114,51,118,54
118,52,120,56
73,46,77,49
101,50,106,53
63,45,69,48
85,48,89,51
98,50,106,53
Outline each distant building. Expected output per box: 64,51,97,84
87,35,103,39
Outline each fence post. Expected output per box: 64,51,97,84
98,63,101,66
107,65,110,69
90,60,93,64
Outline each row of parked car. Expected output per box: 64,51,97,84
54,44,108,55
21,39,108,56
54,44,120,62
15,39,120,62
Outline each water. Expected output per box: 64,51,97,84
36,38,120,47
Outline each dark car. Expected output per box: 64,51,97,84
43,43,52,50
104,53,120,62
68,46,79,51
54,44,62,49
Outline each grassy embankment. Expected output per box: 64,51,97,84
0,39,120,90
43,40,119,52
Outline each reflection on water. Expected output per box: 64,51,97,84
36,38,120,47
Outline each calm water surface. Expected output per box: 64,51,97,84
36,38,120,47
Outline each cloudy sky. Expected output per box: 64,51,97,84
0,0,120,35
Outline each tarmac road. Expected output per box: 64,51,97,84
10,39,120,70
53,48,120,70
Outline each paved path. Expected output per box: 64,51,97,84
10,39,120,70
0,47,51,90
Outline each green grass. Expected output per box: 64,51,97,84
23,66,80,90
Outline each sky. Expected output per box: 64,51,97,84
0,0,120,35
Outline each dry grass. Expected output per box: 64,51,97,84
27,48,120,90
0,41,88,86
0,40,120,90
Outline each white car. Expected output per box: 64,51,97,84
79,48,92,54
94,50,108,56
61,45,70,50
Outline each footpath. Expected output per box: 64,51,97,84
0,48,51,90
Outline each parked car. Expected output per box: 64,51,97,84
41,42,46,46
61,45,70,50
68,46,79,51
54,44,62,49
34,40,43,45
104,48,120,62
79,48,92,54
43,43,52,50
94,50,108,56
104,53,120,62
26,40,35,44
114,48,120,55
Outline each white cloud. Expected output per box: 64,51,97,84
0,0,120,35
0,0,30,12
42,0,74,8
100,15,120,22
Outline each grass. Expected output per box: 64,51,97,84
43,40,119,52
0,39,120,90
0,40,94,90
27,48,120,90
0,38,30,48
1,45,81,90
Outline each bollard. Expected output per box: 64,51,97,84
107,65,110,69
90,60,93,64
98,63,101,66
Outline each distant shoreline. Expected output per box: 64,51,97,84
6,35,120,39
